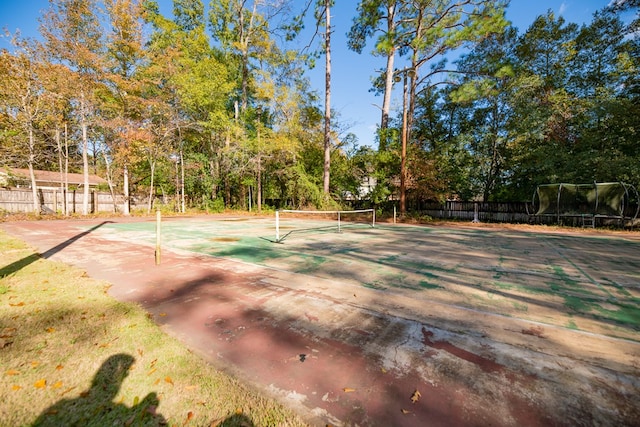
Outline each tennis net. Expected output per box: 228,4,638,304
275,209,375,242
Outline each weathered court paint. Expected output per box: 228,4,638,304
6,217,637,426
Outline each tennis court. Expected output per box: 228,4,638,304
103,215,640,340
94,214,640,422
4,215,640,426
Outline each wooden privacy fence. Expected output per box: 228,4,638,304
419,201,531,223
0,188,123,214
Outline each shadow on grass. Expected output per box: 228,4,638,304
217,414,255,427
32,353,166,426
0,221,112,278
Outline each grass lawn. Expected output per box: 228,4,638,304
0,229,307,427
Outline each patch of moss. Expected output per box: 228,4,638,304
363,281,387,290
418,281,442,290
593,304,640,329
566,318,578,330
493,281,514,290
563,295,594,313
512,301,528,312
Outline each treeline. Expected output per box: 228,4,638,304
0,0,638,216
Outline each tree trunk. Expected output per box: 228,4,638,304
55,127,68,216
64,123,69,216
380,48,396,150
81,95,90,215
103,150,117,213
400,73,408,216
147,160,156,214
28,127,39,215
323,0,331,196
123,164,130,215
180,149,185,213
209,136,219,201
379,3,397,151
257,154,262,213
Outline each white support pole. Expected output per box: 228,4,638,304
155,209,161,265
472,202,480,223
372,209,376,228
338,211,341,233
275,210,280,242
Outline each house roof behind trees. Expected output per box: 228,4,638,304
1,168,107,189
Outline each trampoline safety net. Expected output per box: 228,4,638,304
533,182,639,220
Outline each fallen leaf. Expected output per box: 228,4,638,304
52,381,63,389
137,349,144,357
410,389,421,403
12,385,21,391
381,367,387,374
342,388,356,393
184,411,194,424
31,361,40,368
46,327,55,333
147,368,157,376
165,376,174,385
9,302,25,307
159,313,167,317
1,327,16,337
401,409,412,414
34,379,47,389
154,378,161,385
6,369,21,376
133,396,140,405
55,365,64,370
59,386,76,397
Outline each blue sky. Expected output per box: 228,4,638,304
1,1,614,147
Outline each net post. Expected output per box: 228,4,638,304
275,210,280,242
372,208,376,227
155,209,161,265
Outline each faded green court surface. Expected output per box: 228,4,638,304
98,216,640,343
